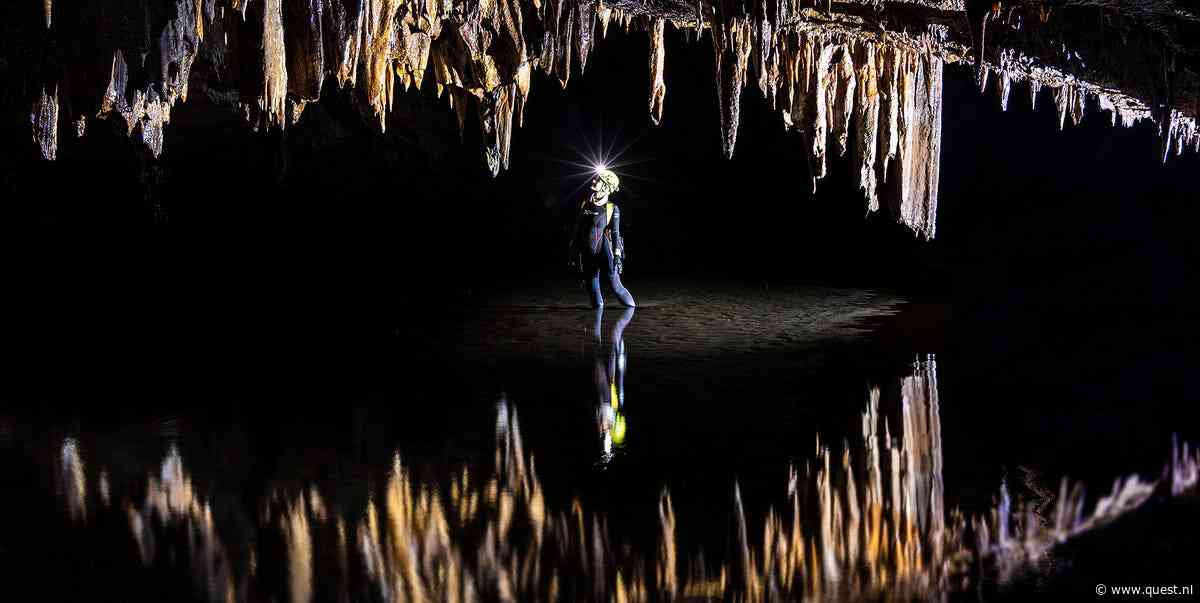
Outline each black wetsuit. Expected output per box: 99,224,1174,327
572,201,636,308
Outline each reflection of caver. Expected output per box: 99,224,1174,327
569,169,636,308
593,306,634,461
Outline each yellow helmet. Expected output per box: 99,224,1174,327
596,169,620,194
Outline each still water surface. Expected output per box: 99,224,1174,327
2,283,1196,601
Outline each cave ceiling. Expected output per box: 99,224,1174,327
5,0,1198,238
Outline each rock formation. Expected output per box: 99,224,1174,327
4,0,1198,237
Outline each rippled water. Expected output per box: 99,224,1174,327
2,283,1197,601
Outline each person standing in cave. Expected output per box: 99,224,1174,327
568,169,637,308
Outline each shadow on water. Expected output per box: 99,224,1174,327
1,283,1198,602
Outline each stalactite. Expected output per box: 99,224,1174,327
648,18,667,126
258,0,290,129
31,86,59,161
1054,82,1069,130
854,43,881,213
358,0,403,132
879,44,900,180
899,51,941,240
1070,83,1085,126
998,70,1011,111
43,0,52,29
480,84,518,175
896,50,917,214
330,0,363,88
712,15,752,159
809,41,836,188
830,44,856,158
283,0,325,102
597,6,612,38
22,0,1200,242
554,0,576,87
575,0,596,73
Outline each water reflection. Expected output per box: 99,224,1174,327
126,444,243,602
593,307,635,463
58,437,87,523
16,357,1200,602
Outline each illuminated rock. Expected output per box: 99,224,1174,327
8,0,1199,237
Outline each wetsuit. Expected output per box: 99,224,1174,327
572,201,636,308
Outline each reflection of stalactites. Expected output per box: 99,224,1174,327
123,446,240,602
261,0,289,129
59,437,86,523
648,19,667,126
32,86,59,161
1170,435,1200,496
862,386,883,575
282,499,314,603
732,482,760,598
900,355,943,563
126,502,156,565
99,470,111,507
815,445,839,585
657,489,677,599
336,517,350,601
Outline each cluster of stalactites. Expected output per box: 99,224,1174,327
226,0,650,175
771,34,943,240
35,0,948,239
985,50,1200,164
30,0,203,161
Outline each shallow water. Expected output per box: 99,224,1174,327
1,280,1195,601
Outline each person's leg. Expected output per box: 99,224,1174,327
609,307,634,409
591,305,604,341
588,255,604,308
604,243,636,307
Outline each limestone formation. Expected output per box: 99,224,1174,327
7,0,1199,238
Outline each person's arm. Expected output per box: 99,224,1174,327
611,205,625,273
611,205,625,258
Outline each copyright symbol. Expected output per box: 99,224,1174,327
1096,584,1106,596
